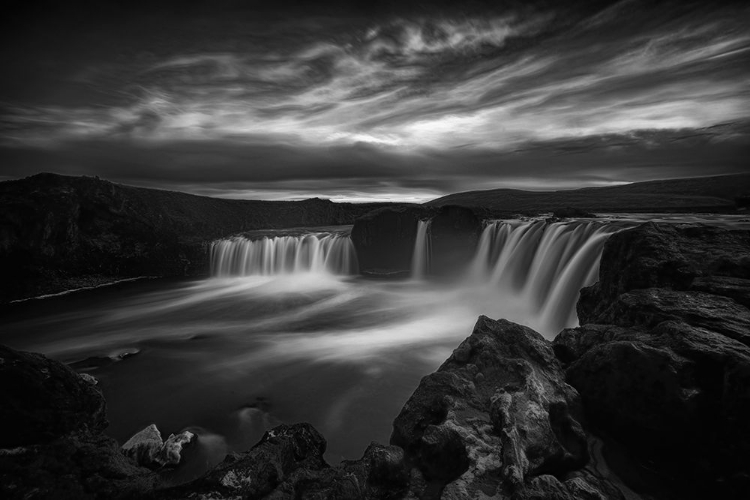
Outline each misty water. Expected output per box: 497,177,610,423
1,214,748,484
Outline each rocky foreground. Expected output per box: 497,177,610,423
2,222,749,499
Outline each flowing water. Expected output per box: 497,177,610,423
2,214,748,484
411,220,431,279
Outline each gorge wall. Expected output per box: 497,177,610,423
0,173,398,302
3,222,749,499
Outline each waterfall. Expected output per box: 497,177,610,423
468,220,621,332
210,233,358,277
411,220,432,279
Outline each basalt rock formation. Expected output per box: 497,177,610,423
390,316,623,499
0,345,159,499
350,205,482,278
0,173,395,302
350,206,427,277
429,206,482,278
556,222,750,499
0,344,108,448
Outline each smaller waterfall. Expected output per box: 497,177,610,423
411,220,432,279
211,233,357,277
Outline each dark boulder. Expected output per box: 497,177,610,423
350,205,482,278
391,316,621,499
350,206,427,277
0,344,157,499
429,205,482,278
0,431,159,500
558,222,750,499
157,429,411,500
586,288,750,347
578,222,750,324
0,344,107,448
157,423,329,499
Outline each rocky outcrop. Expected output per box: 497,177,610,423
0,345,158,499
577,222,750,324
350,205,482,278
0,344,107,448
0,173,397,302
155,427,410,499
557,222,750,499
350,206,427,277
391,316,623,499
121,424,195,469
429,206,482,278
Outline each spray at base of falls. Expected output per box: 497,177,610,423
466,220,618,331
406,218,620,333
210,220,620,334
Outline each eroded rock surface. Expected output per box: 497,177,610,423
391,316,623,499
428,206,482,278
350,206,426,276
558,222,750,499
350,205,482,278
122,424,195,469
0,344,107,448
0,344,157,500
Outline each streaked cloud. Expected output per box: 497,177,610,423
0,0,748,199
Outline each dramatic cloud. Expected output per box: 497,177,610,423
1,0,748,200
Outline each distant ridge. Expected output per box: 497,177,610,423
427,173,750,214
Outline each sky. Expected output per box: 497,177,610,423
0,0,748,202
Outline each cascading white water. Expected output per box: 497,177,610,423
210,233,358,276
411,220,432,279
467,220,620,332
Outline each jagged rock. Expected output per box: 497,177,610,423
266,441,410,500
0,344,107,448
391,316,621,499
122,424,164,467
578,222,750,324
556,320,750,499
350,205,482,278
121,424,195,468
587,288,750,347
156,423,329,499
0,431,159,500
158,431,195,466
691,276,750,309
79,372,99,385
559,222,750,499
0,344,157,499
